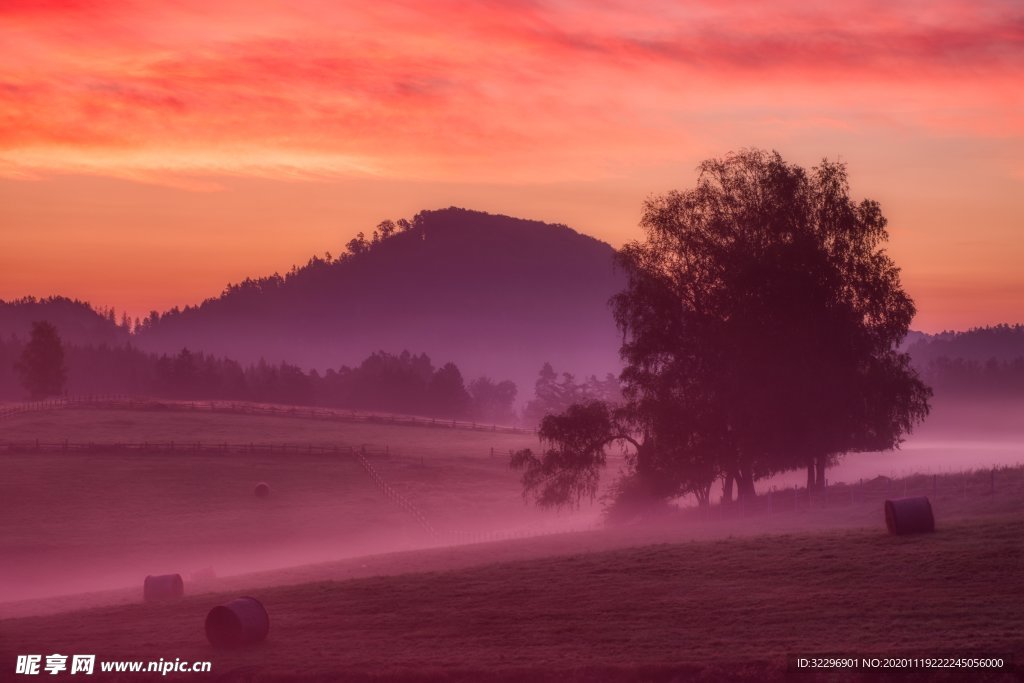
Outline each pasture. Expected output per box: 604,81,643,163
2,405,1024,680
0,407,590,606
2,515,1023,681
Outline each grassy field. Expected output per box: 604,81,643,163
2,514,1022,681
3,407,1024,680
0,408,593,606
0,448,421,603
0,407,536,460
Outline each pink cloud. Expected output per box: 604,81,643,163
1,0,1021,184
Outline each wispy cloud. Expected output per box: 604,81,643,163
1,0,1021,185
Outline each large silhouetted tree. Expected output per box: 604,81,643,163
15,321,67,399
513,149,931,511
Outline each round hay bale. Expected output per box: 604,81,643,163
254,482,271,498
205,596,270,648
884,496,935,535
143,574,184,602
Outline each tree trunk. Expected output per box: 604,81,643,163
806,456,829,490
815,458,827,489
634,439,652,479
721,472,735,504
735,468,757,501
695,482,712,508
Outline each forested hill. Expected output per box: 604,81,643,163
132,207,626,392
11,210,1020,407
907,325,1024,399
906,324,1024,365
0,296,129,346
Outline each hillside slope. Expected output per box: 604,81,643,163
133,207,625,391
0,296,128,346
3,514,1021,681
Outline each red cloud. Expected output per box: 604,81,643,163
1,0,1021,183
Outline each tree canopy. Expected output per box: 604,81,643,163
513,149,931,511
15,320,67,400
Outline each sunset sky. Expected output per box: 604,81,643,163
1,0,1021,331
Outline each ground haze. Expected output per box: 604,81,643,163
2,406,1023,680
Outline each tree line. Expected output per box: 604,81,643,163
915,356,1024,398
132,216,418,333
2,325,519,422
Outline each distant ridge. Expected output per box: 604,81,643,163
0,296,128,346
906,324,1024,365
9,210,1019,401
130,207,627,392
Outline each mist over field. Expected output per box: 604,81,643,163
2,202,1024,681
3,399,1024,682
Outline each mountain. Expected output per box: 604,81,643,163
5,220,1023,411
133,207,626,394
0,296,129,346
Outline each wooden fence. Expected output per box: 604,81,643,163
0,440,390,458
0,394,538,435
700,465,1022,519
355,450,438,538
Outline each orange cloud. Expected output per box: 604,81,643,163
2,0,1021,184
1,1,1022,330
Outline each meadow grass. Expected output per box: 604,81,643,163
3,408,1023,680
0,409,582,607
1,514,1021,681
0,407,536,459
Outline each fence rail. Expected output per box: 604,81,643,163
0,395,538,435
355,450,439,538
702,466,1020,519
0,440,391,457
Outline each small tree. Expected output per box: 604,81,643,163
15,321,67,399
511,401,624,509
346,232,370,256
468,376,518,422
427,362,472,417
